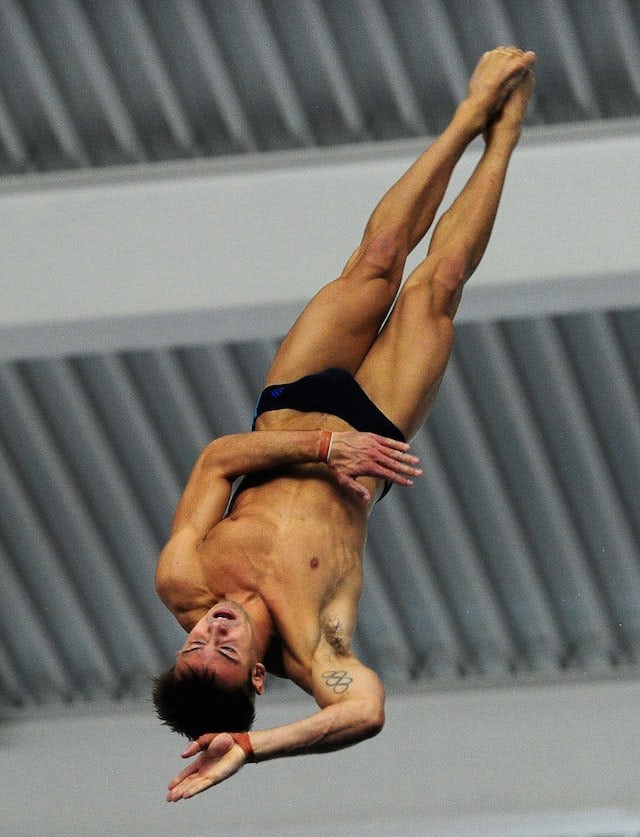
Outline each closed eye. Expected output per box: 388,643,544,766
217,648,240,663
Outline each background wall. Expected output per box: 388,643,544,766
2,676,640,836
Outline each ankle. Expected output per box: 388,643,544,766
451,99,488,140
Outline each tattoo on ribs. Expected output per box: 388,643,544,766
322,670,353,694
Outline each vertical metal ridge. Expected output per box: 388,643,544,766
0,0,89,167
400,431,517,675
502,317,640,661
607,0,640,101
367,497,467,678
72,354,181,545
0,441,119,699
431,360,563,671
175,0,258,152
0,540,76,703
558,312,640,537
238,0,314,146
352,0,426,135
123,348,212,480
111,0,195,154
538,0,600,118
16,358,175,660
456,321,617,669
355,552,418,682
296,0,366,137
0,364,168,675
0,89,29,171
56,0,147,163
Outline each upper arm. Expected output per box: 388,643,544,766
310,642,385,736
155,442,232,614
168,442,233,540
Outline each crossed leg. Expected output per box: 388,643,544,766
265,48,536,439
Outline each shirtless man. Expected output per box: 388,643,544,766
154,47,536,801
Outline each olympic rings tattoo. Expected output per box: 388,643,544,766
321,670,353,694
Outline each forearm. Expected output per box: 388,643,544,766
363,100,484,254
248,699,384,762
206,429,329,480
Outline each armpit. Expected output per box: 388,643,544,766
321,616,350,657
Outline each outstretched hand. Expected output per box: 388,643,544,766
166,733,246,802
327,432,422,502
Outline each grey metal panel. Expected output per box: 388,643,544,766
1,0,640,711
455,322,617,670
0,0,639,175
399,434,517,677
367,495,468,679
0,365,166,673
429,358,564,670
502,317,640,660
1,307,640,711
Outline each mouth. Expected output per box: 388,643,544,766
212,606,238,621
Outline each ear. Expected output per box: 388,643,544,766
251,662,266,695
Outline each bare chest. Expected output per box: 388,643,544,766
198,508,363,608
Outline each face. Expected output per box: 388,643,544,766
175,601,265,693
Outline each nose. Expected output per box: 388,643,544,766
208,616,229,637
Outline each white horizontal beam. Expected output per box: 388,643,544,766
1,120,639,360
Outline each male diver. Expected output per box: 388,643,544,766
154,47,536,800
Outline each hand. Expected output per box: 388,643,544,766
166,733,246,802
327,432,422,502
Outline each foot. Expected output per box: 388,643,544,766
463,47,536,133
484,69,535,145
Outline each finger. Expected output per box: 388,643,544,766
181,777,216,800
339,474,371,503
375,436,412,453
373,446,422,476
167,776,213,802
181,733,215,758
181,742,201,759
168,760,201,790
381,445,421,466
377,450,422,474
370,461,417,486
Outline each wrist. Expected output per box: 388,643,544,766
317,430,333,463
230,732,256,763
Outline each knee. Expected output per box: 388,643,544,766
427,255,469,318
394,282,456,347
359,230,408,279
431,254,469,295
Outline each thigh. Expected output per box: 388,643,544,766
355,268,456,440
265,269,400,386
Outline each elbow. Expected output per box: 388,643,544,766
358,701,385,740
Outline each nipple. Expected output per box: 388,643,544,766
310,557,320,569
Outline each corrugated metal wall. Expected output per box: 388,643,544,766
0,0,639,175
2,308,639,708
1,0,639,712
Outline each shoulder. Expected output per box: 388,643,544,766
155,531,210,623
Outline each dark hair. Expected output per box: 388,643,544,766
152,666,256,739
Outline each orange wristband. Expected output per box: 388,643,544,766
230,732,256,763
318,430,333,463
